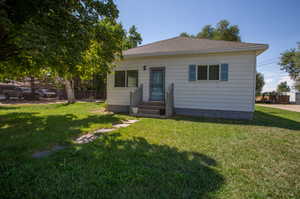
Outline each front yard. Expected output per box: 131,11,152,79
0,102,299,199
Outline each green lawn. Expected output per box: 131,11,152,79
0,102,299,199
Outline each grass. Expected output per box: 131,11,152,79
0,102,299,199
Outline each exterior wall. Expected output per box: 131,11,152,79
107,51,257,113
175,108,253,120
296,93,300,105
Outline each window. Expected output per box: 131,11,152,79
114,70,138,87
127,70,138,87
197,65,208,80
115,71,126,87
197,64,220,80
209,65,220,80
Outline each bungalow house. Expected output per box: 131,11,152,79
106,36,268,119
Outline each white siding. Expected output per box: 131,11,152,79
107,51,257,112
107,65,139,105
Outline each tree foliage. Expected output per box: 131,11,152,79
179,32,192,38
277,81,291,93
180,20,241,41
279,42,300,92
124,25,142,49
279,43,300,80
0,0,130,103
256,72,265,96
279,48,298,79
196,25,214,39
0,0,40,61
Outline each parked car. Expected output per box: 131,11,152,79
20,87,40,100
36,88,57,98
2,85,23,99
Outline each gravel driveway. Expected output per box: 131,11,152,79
257,104,300,112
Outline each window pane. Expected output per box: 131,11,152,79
198,65,208,80
115,71,126,87
209,65,219,80
127,70,138,87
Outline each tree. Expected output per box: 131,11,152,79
179,32,191,37
179,20,241,42
124,25,142,49
196,25,214,39
277,81,291,93
1,0,125,103
0,0,33,61
256,72,265,96
279,43,300,81
213,20,240,41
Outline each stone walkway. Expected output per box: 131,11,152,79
32,119,139,158
74,119,138,144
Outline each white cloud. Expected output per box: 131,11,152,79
278,75,294,89
265,78,273,84
263,74,295,92
262,72,277,92
261,71,295,92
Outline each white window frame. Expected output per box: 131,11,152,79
196,64,221,81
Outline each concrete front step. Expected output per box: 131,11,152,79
138,108,161,115
140,101,165,105
138,101,165,109
131,113,167,118
134,101,166,117
138,104,165,109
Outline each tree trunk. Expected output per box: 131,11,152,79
30,76,36,100
64,79,76,103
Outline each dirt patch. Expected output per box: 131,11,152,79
90,107,112,115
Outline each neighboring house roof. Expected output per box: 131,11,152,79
123,36,268,58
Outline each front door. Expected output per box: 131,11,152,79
150,68,165,101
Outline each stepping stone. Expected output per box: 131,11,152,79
113,123,131,128
123,120,139,124
74,133,98,144
32,150,52,158
32,145,66,158
52,145,66,151
75,133,98,144
94,128,115,133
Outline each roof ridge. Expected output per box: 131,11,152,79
181,36,267,46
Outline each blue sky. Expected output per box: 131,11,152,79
115,0,300,92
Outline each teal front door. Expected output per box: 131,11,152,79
150,68,165,101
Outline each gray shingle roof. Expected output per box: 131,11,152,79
123,36,268,58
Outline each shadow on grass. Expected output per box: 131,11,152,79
172,110,300,131
0,106,20,110
1,133,225,198
0,112,123,158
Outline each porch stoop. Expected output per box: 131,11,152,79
133,102,166,118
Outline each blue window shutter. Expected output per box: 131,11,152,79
189,64,196,81
221,63,229,81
